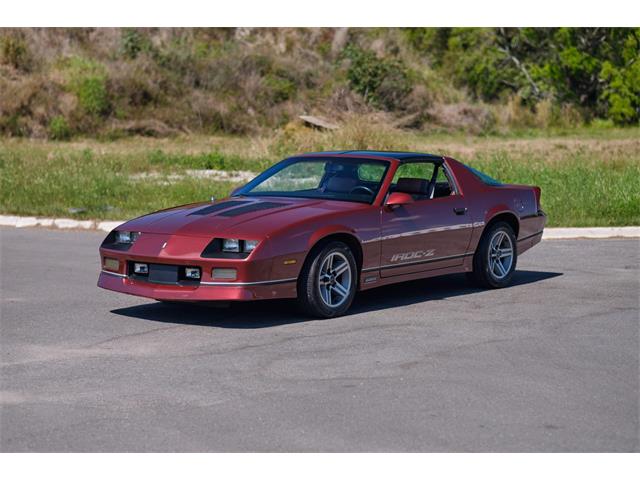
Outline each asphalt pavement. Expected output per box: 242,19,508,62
1,227,638,451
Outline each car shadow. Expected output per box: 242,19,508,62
110,269,563,329
110,270,562,329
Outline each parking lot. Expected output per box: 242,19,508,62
1,227,638,451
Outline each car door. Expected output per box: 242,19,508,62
379,161,473,278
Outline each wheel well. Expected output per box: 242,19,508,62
304,233,363,275
485,212,520,238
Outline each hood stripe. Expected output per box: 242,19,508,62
217,201,286,217
188,200,250,216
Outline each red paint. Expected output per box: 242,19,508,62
98,152,546,301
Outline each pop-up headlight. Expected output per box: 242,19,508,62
243,240,260,252
116,231,140,244
222,238,240,252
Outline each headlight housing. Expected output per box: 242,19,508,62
244,240,259,253
101,230,141,251
221,238,260,253
201,238,261,258
115,231,140,244
222,238,241,252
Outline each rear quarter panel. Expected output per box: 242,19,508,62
446,158,545,255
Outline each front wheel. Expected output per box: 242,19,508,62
297,241,357,318
470,222,517,288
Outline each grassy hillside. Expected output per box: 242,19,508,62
1,28,638,139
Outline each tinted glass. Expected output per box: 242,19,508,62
237,157,390,204
466,165,503,186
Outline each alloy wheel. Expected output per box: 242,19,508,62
318,251,352,308
488,230,514,280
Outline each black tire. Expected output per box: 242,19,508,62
297,241,358,318
470,221,517,288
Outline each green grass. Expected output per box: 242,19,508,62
469,155,640,227
0,148,237,220
1,130,639,226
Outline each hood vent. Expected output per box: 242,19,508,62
217,201,286,217
188,200,249,216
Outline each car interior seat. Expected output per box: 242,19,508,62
395,177,430,200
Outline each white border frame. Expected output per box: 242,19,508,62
1,1,638,27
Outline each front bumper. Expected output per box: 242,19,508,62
97,232,298,301
98,270,297,301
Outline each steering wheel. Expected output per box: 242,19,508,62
350,185,375,196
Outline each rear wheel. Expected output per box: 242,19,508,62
470,221,517,288
298,241,357,318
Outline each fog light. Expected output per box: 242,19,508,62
212,268,237,280
134,263,149,275
185,267,201,279
104,257,119,272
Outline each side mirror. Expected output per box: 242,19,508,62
385,192,414,208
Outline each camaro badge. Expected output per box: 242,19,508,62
391,249,436,262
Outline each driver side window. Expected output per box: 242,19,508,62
391,162,455,201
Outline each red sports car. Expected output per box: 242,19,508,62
98,151,546,317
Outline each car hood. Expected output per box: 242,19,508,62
118,196,365,238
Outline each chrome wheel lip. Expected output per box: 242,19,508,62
318,251,352,308
488,230,514,280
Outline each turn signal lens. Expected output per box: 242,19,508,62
212,268,237,280
103,257,119,272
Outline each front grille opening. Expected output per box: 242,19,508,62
127,262,201,286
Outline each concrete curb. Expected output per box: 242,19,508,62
541,226,640,239
1,214,639,239
0,215,123,232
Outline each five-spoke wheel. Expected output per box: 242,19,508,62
318,252,352,308
298,241,357,318
470,221,518,288
488,230,514,280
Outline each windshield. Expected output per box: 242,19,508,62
235,157,390,204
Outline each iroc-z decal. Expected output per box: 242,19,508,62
390,249,436,262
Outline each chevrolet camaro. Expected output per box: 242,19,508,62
98,151,546,317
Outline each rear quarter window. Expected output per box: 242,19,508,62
466,165,503,186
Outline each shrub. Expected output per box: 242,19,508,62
120,28,149,60
404,28,451,65
48,116,72,140
62,58,111,117
343,45,413,110
0,34,31,70
263,73,297,104
444,28,510,102
598,36,640,125
75,76,109,116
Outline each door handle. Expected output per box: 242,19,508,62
453,207,467,215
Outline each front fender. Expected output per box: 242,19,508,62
307,224,359,250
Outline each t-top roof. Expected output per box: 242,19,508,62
296,150,444,162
